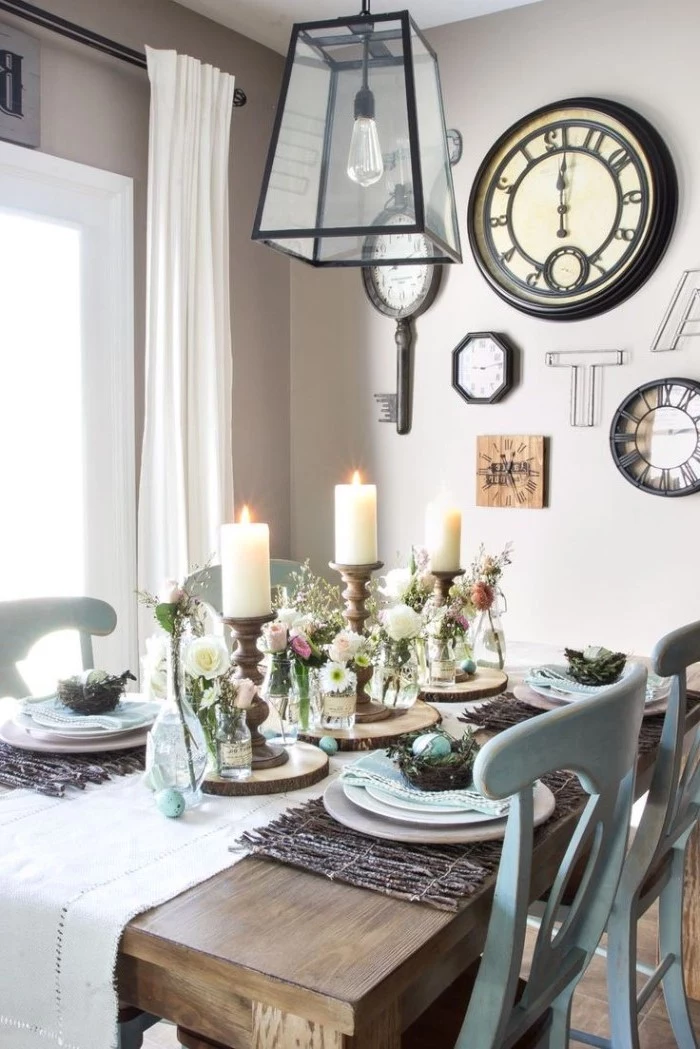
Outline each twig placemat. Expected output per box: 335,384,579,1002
236,769,583,911
0,742,145,796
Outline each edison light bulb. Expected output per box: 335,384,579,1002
347,115,384,187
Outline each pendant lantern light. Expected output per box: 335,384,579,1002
252,1,462,266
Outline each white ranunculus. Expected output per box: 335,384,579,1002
183,635,230,680
277,607,304,629
379,568,412,600
383,603,423,642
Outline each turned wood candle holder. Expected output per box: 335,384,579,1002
431,568,465,606
329,560,391,724
223,612,288,770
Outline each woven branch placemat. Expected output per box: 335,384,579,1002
0,742,146,797
236,769,583,912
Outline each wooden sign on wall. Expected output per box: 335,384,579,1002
0,23,39,149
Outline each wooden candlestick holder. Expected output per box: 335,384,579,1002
329,560,391,724
223,612,288,770
431,568,465,606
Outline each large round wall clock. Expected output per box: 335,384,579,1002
467,98,678,320
610,378,700,497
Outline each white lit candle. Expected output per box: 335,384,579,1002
220,506,272,618
425,501,462,572
334,470,378,565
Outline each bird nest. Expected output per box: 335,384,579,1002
564,647,627,686
385,729,479,793
57,670,136,715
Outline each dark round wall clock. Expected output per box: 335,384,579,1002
610,378,700,497
467,98,678,320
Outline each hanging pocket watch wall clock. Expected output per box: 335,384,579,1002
362,210,442,435
467,98,678,320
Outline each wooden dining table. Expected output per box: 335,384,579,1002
116,666,700,1049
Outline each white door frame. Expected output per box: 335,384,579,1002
0,141,136,674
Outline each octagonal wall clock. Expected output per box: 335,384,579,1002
452,332,516,405
467,97,678,320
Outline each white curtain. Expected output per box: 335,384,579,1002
138,48,235,616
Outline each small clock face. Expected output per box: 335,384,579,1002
476,435,545,509
452,332,514,404
610,379,700,497
362,212,442,319
468,98,677,320
447,128,463,166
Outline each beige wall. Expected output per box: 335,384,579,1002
7,0,291,556
290,0,700,653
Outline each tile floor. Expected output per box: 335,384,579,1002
141,903,698,1048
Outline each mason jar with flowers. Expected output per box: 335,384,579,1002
212,673,257,780
424,599,471,689
453,542,513,671
369,603,423,709
318,658,358,730
258,619,301,745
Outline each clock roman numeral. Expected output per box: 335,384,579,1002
582,127,605,154
505,495,512,507
516,489,526,504
619,448,642,470
517,442,526,453
680,460,699,488
676,384,698,414
620,407,642,424
526,479,538,493
660,382,674,407
612,431,635,444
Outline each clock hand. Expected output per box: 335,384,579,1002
556,153,568,239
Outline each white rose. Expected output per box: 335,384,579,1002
277,607,304,629
379,568,412,600
383,603,423,642
183,636,230,680
160,578,185,604
328,629,365,664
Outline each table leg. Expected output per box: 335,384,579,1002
683,822,700,1000
252,1002,400,1049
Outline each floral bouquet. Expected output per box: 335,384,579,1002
379,547,433,613
182,634,231,756
452,542,513,670
368,602,424,707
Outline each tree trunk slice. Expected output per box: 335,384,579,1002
298,701,440,752
421,668,508,703
202,742,328,796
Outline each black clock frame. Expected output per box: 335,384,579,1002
609,377,700,497
467,97,678,321
452,331,515,405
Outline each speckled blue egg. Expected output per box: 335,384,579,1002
318,736,339,755
460,658,477,675
412,732,452,759
155,788,185,818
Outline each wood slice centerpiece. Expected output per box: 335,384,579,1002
203,742,328,797
223,612,287,771
298,699,440,752
329,560,392,724
421,667,508,703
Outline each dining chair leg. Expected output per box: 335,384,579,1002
659,847,698,1049
605,898,641,1049
117,1011,161,1049
546,987,575,1049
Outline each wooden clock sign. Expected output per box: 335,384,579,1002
476,435,546,508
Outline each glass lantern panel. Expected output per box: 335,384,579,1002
410,22,461,259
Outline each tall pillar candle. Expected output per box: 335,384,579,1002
425,501,462,571
334,471,378,565
221,506,271,618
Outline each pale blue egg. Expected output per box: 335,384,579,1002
155,788,185,818
319,736,339,755
412,733,452,759
460,658,477,675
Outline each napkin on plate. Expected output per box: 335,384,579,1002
19,694,160,732
340,751,510,816
525,664,670,704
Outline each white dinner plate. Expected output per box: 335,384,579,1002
324,778,555,845
364,782,500,817
13,709,156,739
349,784,503,826
11,717,150,746
0,717,148,753
16,695,159,736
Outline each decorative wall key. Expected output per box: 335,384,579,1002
651,269,700,353
545,349,625,427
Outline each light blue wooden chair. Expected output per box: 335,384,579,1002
404,663,647,1049
570,620,700,1049
184,560,303,616
0,596,118,698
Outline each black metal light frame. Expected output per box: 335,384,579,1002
252,7,461,266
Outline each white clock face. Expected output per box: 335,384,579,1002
458,337,505,399
364,213,434,318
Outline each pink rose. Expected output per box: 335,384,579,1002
161,578,185,605
290,634,312,660
235,678,257,709
262,621,288,653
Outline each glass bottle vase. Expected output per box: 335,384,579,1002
319,687,356,730
261,655,299,746
428,638,457,688
215,708,252,781
371,643,420,709
145,637,208,807
472,595,507,670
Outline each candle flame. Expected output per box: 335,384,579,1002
352,470,362,485
240,505,251,524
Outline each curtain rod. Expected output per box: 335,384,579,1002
0,0,248,106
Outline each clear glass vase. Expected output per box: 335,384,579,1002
371,643,420,709
292,661,314,732
215,708,252,781
145,638,208,807
262,655,299,746
472,593,507,670
428,638,457,688
319,687,356,730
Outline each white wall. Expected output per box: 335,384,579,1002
290,0,700,653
